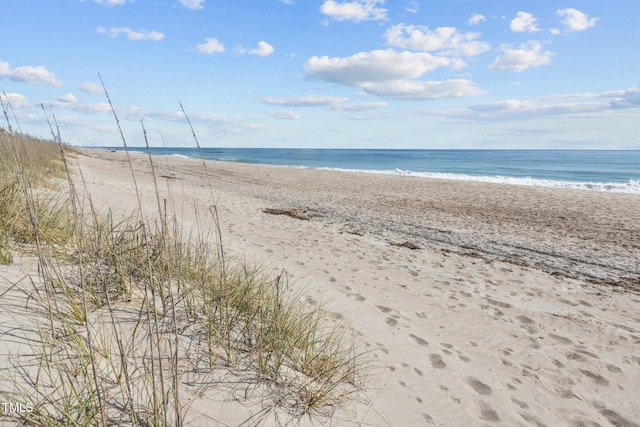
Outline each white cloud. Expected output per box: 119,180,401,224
437,87,640,121
0,93,29,109
261,95,387,111
45,100,112,114
461,99,611,120
385,24,490,57
43,100,263,134
510,12,540,33
489,41,553,72
557,8,597,32
335,101,388,111
266,110,300,120
468,13,486,26
320,0,388,22
304,49,456,86
279,0,295,4
304,49,483,100
405,1,419,14
195,38,225,54
179,0,204,10
97,26,165,41
262,95,350,107
238,41,275,57
58,93,78,103
361,79,483,100
92,0,128,6
604,87,640,109
0,59,63,87
80,81,103,94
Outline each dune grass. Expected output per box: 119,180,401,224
0,101,364,425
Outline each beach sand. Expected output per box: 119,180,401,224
2,149,639,426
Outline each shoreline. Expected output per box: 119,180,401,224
102,147,640,195
87,148,640,289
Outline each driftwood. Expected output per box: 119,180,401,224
263,208,310,221
390,241,422,250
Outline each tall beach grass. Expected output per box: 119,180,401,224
0,93,365,425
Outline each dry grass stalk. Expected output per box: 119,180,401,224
0,90,365,426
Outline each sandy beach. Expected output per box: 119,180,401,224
2,149,639,426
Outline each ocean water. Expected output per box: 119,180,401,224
107,147,640,194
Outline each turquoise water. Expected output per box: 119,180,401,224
105,148,640,194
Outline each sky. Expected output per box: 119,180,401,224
1,0,639,149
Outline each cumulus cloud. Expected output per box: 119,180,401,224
557,8,597,32
238,41,275,57
179,0,204,10
320,0,387,22
97,26,164,41
468,13,486,26
0,59,63,87
195,38,225,54
80,81,103,94
488,41,553,72
304,49,483,100
385,24,490,57
58,93,78,103
266,110,300,120
304,50,457,86
510,12,540,33
361,79,483,100
0,92,29,109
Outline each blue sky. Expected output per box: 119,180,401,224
1,0,638,148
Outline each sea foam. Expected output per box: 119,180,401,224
316,168,640,194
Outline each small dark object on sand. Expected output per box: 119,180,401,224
263,208,310,221
391,241,422,250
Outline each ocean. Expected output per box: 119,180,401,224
105,148,640,194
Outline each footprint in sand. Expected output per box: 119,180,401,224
579,369,609,386
429,354,446,369
422,413,435,424
511,398,528,409
409,334,428,346
326,311,344,320
385,317,398,327
600,408,640,427
376,305,392,313
516,315,534,324
486,298,512,309
479,401,500,422
465,377,492,395
607,364,622,373
549,333,573,345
